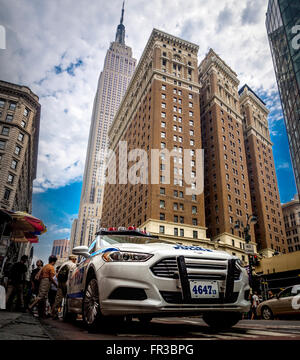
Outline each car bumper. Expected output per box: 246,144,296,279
98,260,251,317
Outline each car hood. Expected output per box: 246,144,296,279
101,242,233,260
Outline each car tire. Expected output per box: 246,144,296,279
203,312,242,330
82,277,103,330
261,306,273,320
62,297,77,322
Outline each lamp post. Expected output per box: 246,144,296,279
234,214,257,287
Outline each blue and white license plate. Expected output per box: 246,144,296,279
189,280,219,299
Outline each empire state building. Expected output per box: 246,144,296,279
72,2,136,247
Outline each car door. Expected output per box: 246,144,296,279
272,287,293,316
290,285,300,316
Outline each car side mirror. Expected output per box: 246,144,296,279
72,246,90,258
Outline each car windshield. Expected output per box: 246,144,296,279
101,234,164,245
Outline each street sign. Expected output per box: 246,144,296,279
245,243,254,255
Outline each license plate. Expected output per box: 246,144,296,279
189,280,219,299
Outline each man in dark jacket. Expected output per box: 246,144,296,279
6,255,28,311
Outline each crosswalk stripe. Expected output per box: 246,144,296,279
246,329,295,337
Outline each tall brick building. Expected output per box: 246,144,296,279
198,49,255,261
102,29,209,247
239,84,287,256
0,80,40,212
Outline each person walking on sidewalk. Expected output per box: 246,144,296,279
5,255,28,312
51,255,77,320
28,255,57,318
48,266,59,310
30,260,44,297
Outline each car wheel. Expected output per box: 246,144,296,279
62,297,77,322
203,312,242,330
82,278,102,330
262,306,273,320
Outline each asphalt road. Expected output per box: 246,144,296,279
41,315,300,340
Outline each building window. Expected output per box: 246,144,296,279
9,102,17,110
192,218,198,226
0,140,6,150
174,228,178,236
180,228,184,237
160,213,165,221
6,115,13,122
193,231,198,239
160,200,165,209
180,216,184,224
0,99,5,108
160,187,165,195
11,159,17,169
159,225,165,234
192,206,197,214
21,120,26,128
4,188,11,200
18,133,24,142
174,215,178,223
1,126,9,135
15,146,21,155
24,108,29,117
7,174,14,184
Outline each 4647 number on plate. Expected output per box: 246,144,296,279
190,280,219,298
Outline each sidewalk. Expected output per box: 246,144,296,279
0,310,52,340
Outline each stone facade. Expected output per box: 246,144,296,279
282,196,300,253
239,85,287,256
0,80,40,212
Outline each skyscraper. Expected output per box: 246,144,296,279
198,49,256,262
239,84,287,256
102,29,209,250
74,3,136,247
266,0,300,199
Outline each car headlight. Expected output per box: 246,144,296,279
102,251,153,262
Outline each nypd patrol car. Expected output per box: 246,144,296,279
65,227,250,330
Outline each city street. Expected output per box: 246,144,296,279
40,315,300,340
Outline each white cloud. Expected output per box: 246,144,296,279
0,0,278,192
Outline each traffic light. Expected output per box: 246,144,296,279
253,255,260,266
249,255,254,267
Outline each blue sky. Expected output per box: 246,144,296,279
0,0,297,263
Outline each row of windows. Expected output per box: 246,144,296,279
0,99,30,117
159,225,198,239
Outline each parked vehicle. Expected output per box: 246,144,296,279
64,227,251,330
257,285,300,320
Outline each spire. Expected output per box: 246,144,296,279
115,1,125,45
120,0,124,24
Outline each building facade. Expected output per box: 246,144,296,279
0,80,40,212
198,49,256,263
239,85,287,256
266,0,300,198
282,195,300,253
102,29,213,253
51,239,70,267
74,4,136,247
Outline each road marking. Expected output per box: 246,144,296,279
246,329,296,337
218,332,258,338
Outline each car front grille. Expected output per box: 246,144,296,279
151,256,240,281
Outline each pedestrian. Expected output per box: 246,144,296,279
30,260,44,297
48,266,60,309
5,255,28,312
0,278,6,310
28,255,57,318
251,291,260,320
51,255,77,320
268,290,274,299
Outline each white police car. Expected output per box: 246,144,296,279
65,227,250,330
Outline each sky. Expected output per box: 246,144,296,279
0,0,297,263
